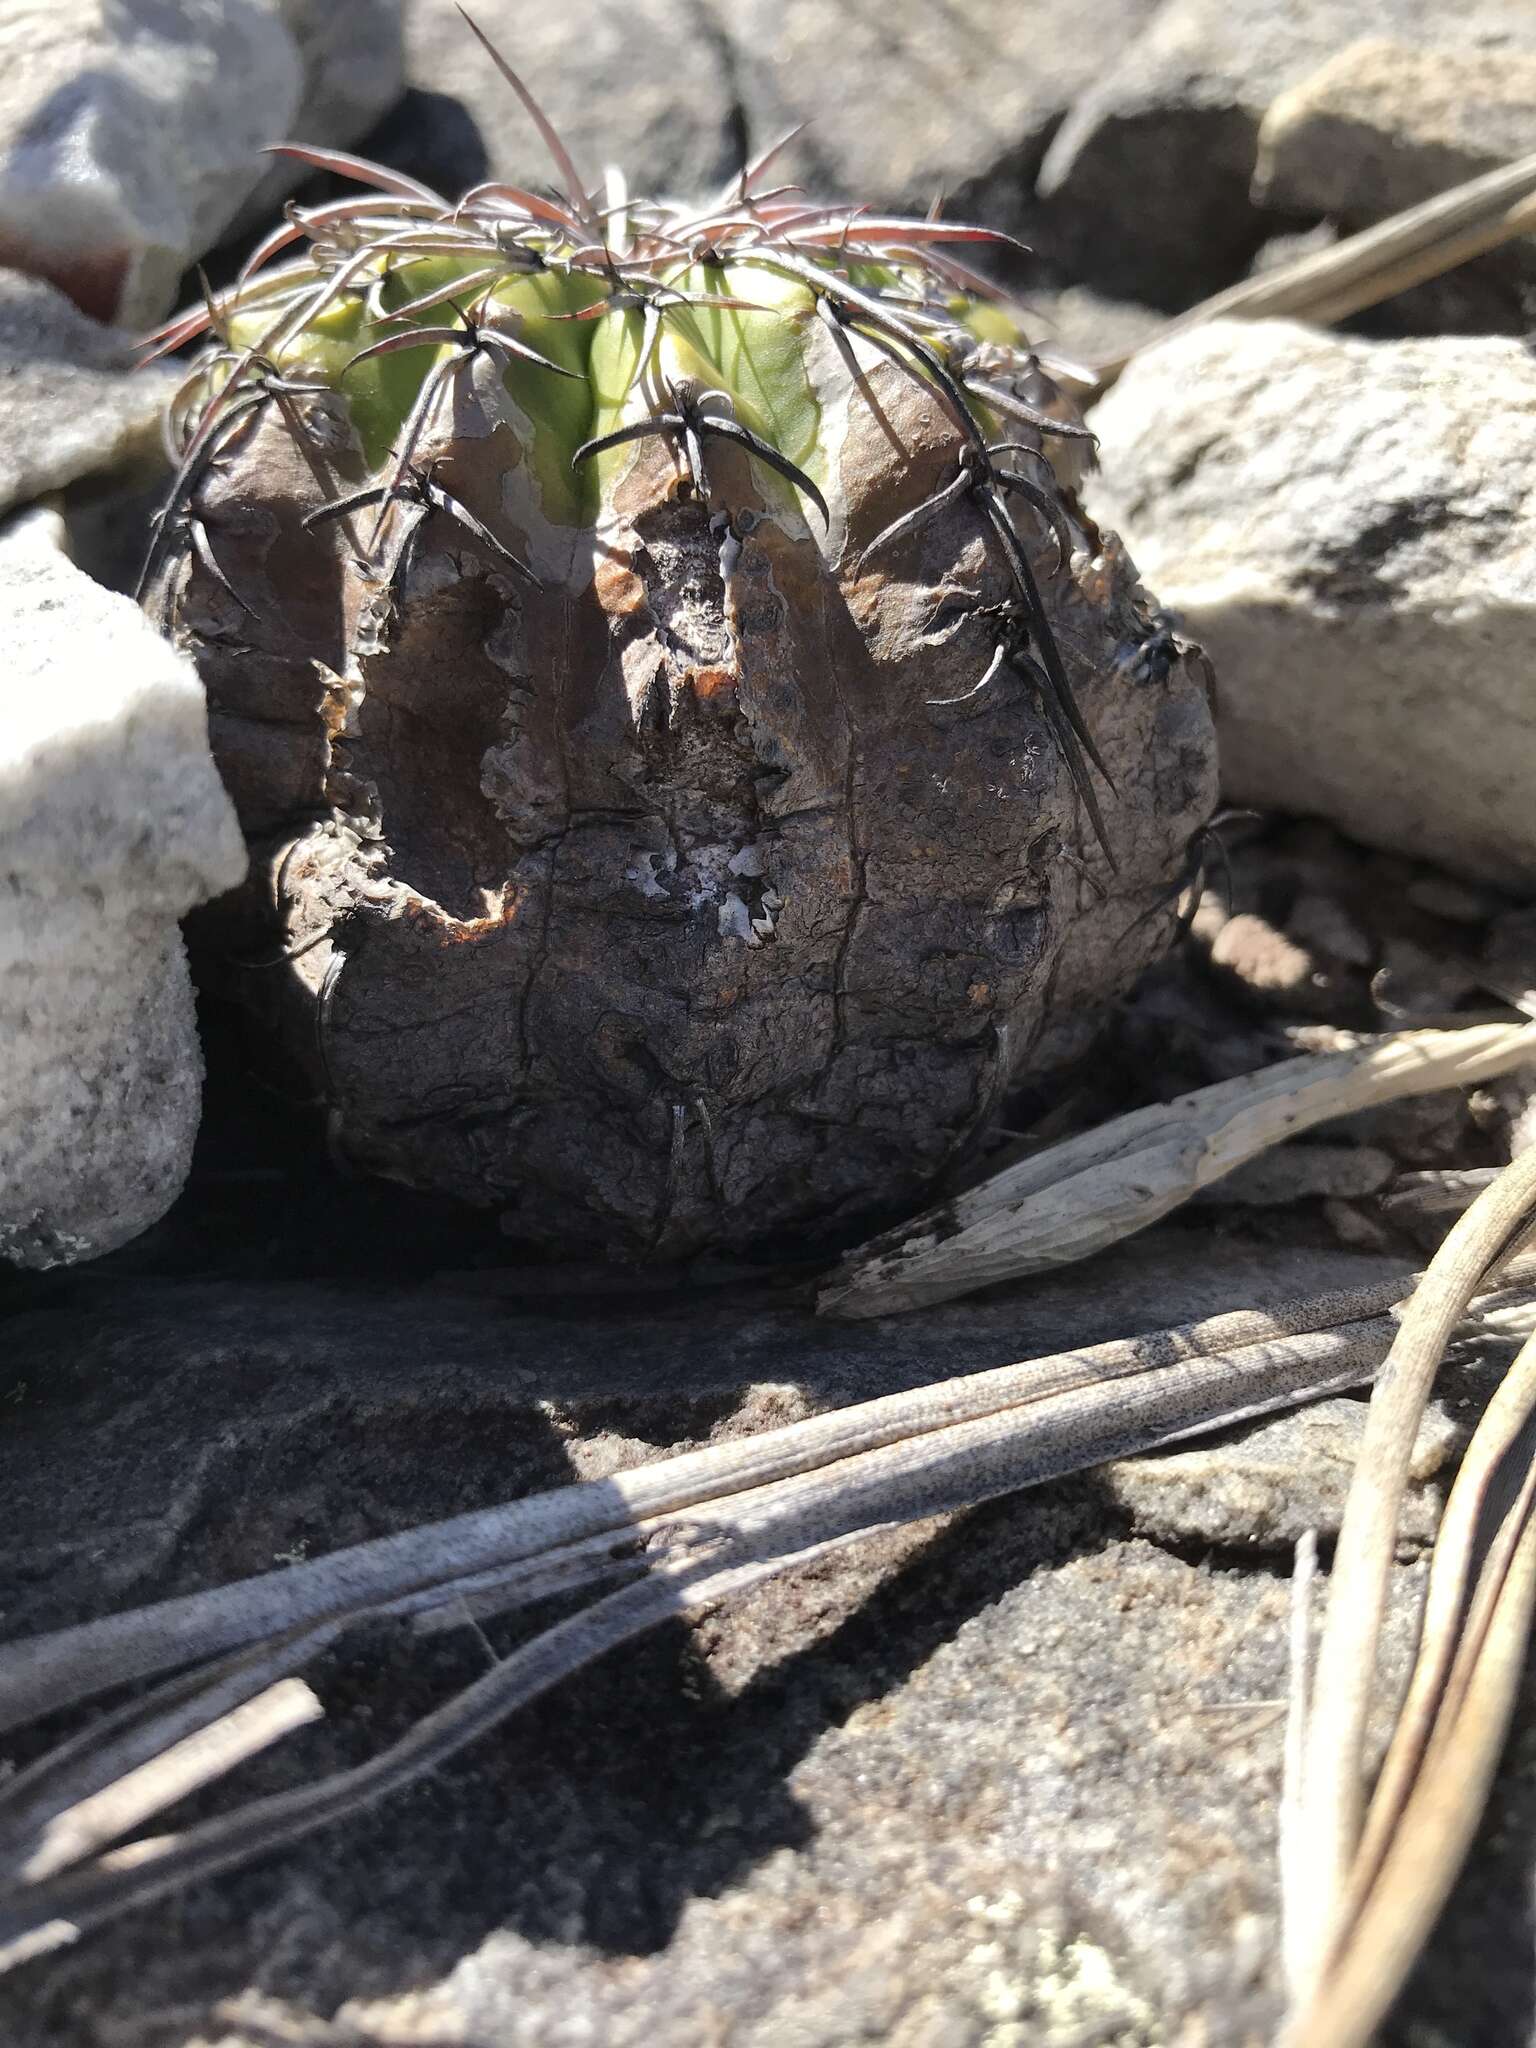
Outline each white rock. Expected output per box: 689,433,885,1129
0,270,176,518
0,1,302,329
1088,319,1536,891
0,514,247,1268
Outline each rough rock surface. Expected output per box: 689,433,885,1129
1255,39,1536,223
0,1209,1457,2047
0,271,173,518
1254,38,1536,335
390,0,749,212
696,0,1163,242
1100,1394,1459,1551
1087,319,1536,890
0,516,246,1269
0,1,301,327
1036,0,1536,306
230,0,407,234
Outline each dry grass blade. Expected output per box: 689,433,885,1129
1282,1329,1536,2045
1086,148,1536,392
1280,1528,1321,2006
1281,1151,1536,2025
0,1624,346,1889
13,1681,322,1888
0,1551,847,1974
820,1022,1536,1319
1292,1502,1536,2046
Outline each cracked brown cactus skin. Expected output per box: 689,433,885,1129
148,133,1216,1258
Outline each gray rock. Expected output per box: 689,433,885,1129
268,0,404,163
1193,1142,1398,1206
1088,319,1536,890
0,270,174,520
1255,38,1536,224
0,515,246,1269
0,1232,1430,2044
716,0,1162,237
0,1,303,328
230,0,406,234
392,0,745,214
387,0,1158,249
1017,286,1167,372
1101,1394,1459,1549
1036,0,1536,307
1255,38,1536,336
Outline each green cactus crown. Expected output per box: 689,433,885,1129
139,7,1111,844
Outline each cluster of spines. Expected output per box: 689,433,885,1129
137,5,1115,858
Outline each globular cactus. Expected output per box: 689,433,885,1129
141,15,1217,1258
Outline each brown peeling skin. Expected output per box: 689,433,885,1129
171,333,1217,1258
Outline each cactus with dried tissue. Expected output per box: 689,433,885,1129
140,9,1217,1257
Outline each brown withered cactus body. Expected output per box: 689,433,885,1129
144,36,1217,1257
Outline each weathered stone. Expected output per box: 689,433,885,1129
1010,284,1167,376
0,270,173,520
384,0,1160,253
1286,892,1374,971
0,1229,1432,2045
0,2,302,328
717,0,1161,240
1372,934,1485,1019
1406,874,1509,924
0,515,246,1269
1101,1393,1459,1549
1382,1166,1503,1246
1088,319,1536,890
1036,0,1536,307
1484,907,1536,1012
231,0,407,234
1255,37,1536,335
389,0,742,214
1193,1142,1398,1206
1256,39,1536,224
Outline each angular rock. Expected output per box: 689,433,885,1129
0,515,246,1269
1255,38,1536,223
0,0,301,327
0,270,174,519
1088,319,1536,890
1102,1394,1458,1549
1254,37,1536,335
231,0,407,234
1036,0,1536,307
1192,1142,1398,1206
267,0,404,164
